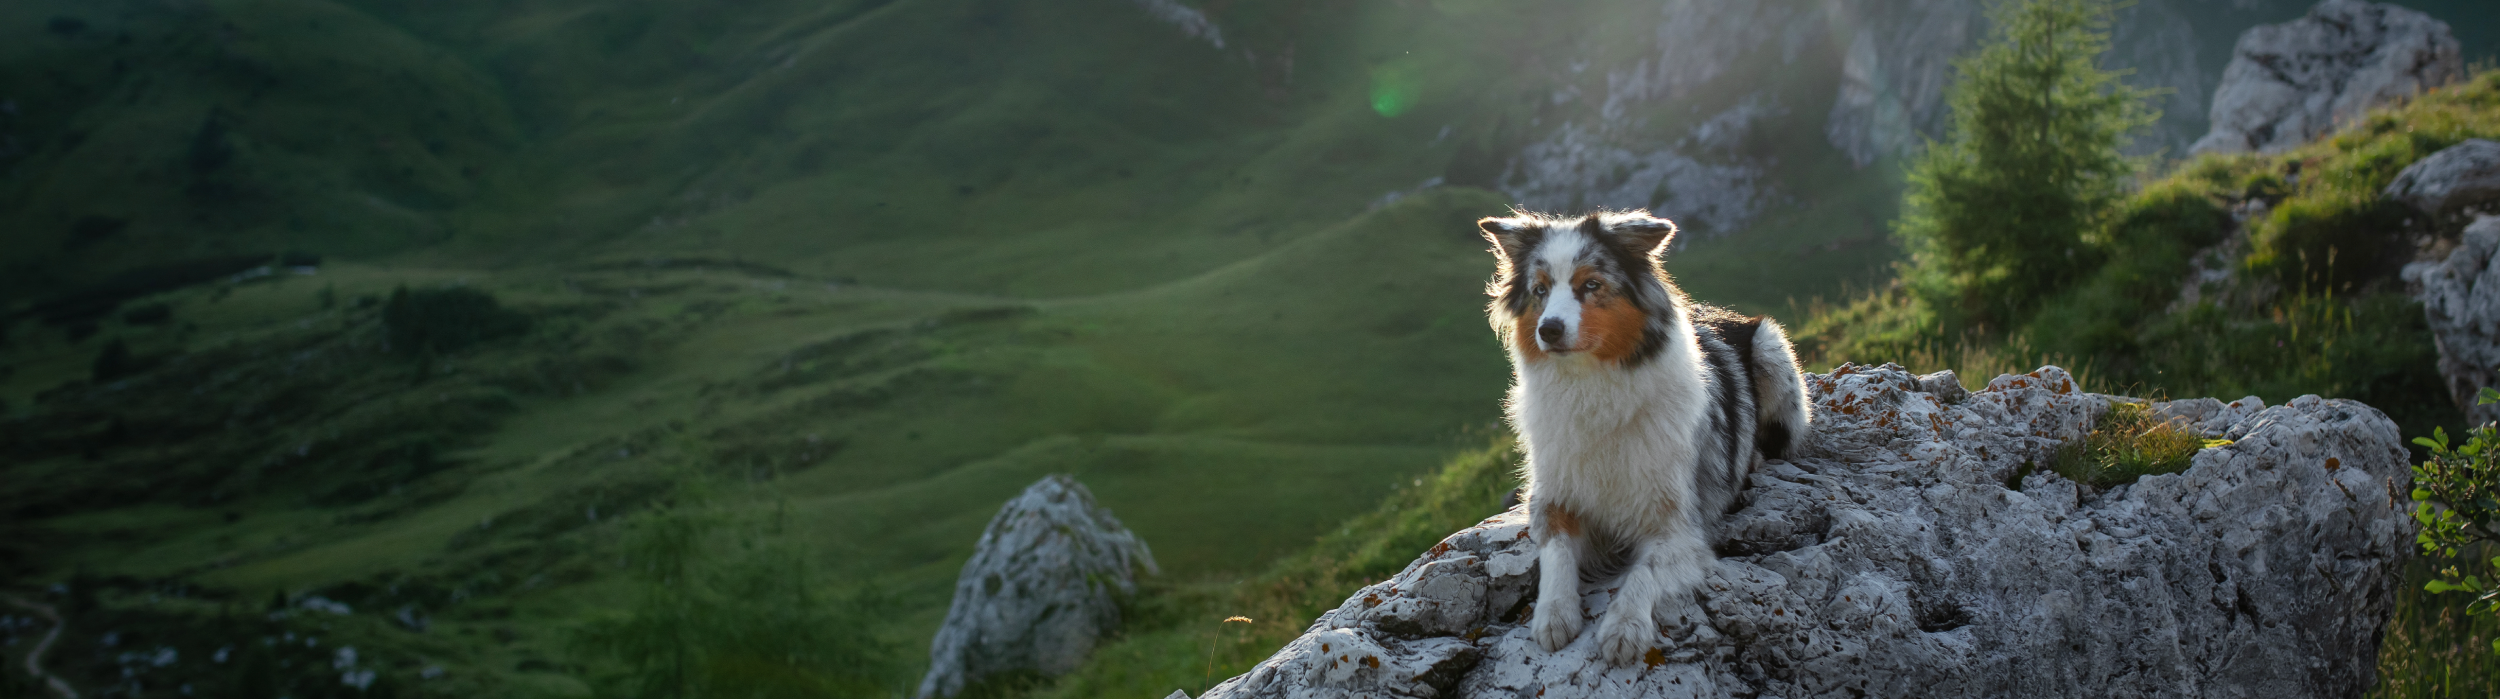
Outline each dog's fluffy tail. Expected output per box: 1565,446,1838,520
1747,319,1811,460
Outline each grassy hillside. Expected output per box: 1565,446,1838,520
4,5,1902,690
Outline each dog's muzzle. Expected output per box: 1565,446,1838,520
1537,318,1567,350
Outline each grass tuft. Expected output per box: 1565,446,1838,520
2045,402,2214,488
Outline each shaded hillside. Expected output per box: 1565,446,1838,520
0,0,521,299
23,0,2497,313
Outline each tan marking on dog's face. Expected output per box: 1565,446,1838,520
1577,272,1647,364
1511,319,1547,360
1511,268,1558,360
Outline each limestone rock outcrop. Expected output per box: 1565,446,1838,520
2191,0,2463,155
2387,139,2500,224
1491,0,2225,237
1198,364,2413,699
916,475,1159,699
2405,215,2500,426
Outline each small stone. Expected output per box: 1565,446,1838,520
2386,139,2500,220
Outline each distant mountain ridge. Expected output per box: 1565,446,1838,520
6,0,2493,313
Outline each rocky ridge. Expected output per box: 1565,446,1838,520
1195,364,2412,698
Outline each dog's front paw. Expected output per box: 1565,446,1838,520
1531,597,1583,652
1595,609,1657,667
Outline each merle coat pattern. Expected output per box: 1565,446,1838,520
1478,210,1811,666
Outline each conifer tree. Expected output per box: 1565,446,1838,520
1896,0,2158,329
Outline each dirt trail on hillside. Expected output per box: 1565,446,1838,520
2,593,76,699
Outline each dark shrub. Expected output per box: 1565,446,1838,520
63,215,128,250
382,286,530,355
122,303,171,325
186,111,234,174
2246,193,2406,290
92,338,134,382
30,254,273,325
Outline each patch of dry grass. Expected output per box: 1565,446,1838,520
2046,401,2215,487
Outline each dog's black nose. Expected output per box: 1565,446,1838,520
1537,318,1565,345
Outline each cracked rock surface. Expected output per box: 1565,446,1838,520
2387,139,2500,224
1200,364,2412,699
2405,215,2500,426
2191,0,2463,155
917,475,1159,699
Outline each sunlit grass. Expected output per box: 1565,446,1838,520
2372,544,2500,698
2043,402,2213,487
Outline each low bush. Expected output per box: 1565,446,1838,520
2410,392,2500,627
90,338,137,382
2020,178,2233,367
575,486,905,699
2129,291,2445,435
381,285,530,355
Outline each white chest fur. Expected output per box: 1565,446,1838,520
1509,332,1710,539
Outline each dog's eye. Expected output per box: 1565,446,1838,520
1531,283,1549,297
1582,280,1603,292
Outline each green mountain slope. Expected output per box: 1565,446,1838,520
0,184,1521,694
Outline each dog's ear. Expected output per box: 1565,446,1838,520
1478,217,1539,259
1597,211,1677,256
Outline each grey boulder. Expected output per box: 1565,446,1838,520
2190,0,2462,155
2405,215,2500,425
2387,139,2500,222
917,475,1159,699
1200,364,2412,699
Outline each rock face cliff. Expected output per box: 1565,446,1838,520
916,475,1159,699
2405,215,2500,426
2191,0,2463,155
1198,365,2412,699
